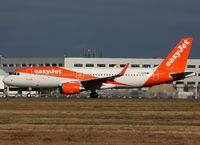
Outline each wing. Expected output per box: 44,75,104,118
81,63,130,90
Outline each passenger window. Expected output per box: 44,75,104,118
86,64,94,67
97,64,106,67
74,64,83,67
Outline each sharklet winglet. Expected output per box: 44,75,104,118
119,63,130,75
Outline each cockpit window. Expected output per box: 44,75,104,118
9,72,14,75
9,72,20,75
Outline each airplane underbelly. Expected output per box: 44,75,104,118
35,76,60,88
15,75,59,88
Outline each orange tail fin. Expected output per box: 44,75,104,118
158,38,193,72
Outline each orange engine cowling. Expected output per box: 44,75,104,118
60,83,81,94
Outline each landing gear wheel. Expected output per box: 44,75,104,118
90,92,99,98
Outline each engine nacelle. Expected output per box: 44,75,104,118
60,83,81,94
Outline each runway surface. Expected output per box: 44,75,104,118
0,98,200,145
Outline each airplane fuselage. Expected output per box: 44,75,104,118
3,67,186,89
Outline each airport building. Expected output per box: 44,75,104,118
0,56,199,98
0,56,64,73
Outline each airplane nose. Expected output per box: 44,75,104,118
3,76,12,85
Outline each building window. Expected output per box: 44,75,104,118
187,65,196,68
131,64,140,68
45,64,50,67
120,64,126,67
9,64,14,67
39,64,44,67
74,64,83,67
142,64,151,68
86,64,94,67
16,64,20,67
154,64,159,67
32,64,37,67
22,64,27,67
59,64,63,67
109,64,116,67
52,64,57,67
176,81,184,84
97,64,106,67
9,88,19,91
2,64,7,67
187,82,196,85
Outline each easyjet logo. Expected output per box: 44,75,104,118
34,69,62,74
166,40,190,67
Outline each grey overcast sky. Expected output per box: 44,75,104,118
0,0,199,58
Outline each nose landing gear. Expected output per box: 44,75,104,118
90,91,99,98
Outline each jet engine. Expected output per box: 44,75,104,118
60,83,83,94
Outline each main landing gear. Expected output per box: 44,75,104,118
90,91,99,98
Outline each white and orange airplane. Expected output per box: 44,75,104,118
3,38,195,98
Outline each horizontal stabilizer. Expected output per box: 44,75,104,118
170,72,196,79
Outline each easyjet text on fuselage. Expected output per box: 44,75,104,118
34,69,62,74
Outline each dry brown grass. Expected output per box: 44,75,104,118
0,99,200,145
